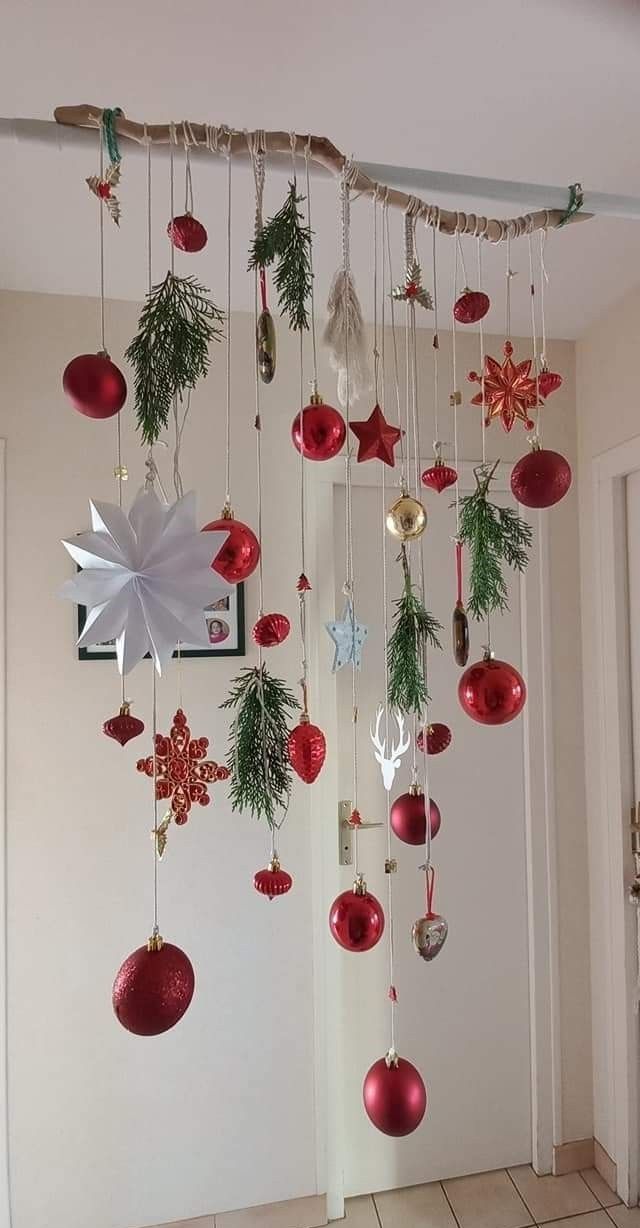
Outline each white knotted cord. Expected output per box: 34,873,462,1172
528,231,542,443
451,237,461,536
384,202,406,487
224,136,233,507
431,213,440,445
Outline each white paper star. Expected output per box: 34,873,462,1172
325,598,368,672
60,488,231,676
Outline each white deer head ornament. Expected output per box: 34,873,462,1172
370,706,410,792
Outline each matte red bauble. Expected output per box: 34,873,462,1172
459,653,526,725
254,857,293,899
292,395,346,461
390,787,441,845
112,937,195,1036
288,716,327,783
421,459,458,494
203,509,260,583
416,722,452,756
167,213,208,252
510,447,572,509
63,352,127,419
537,367,563,398
103,702,145,747
329,877,385,952
453,289,490,324
252,613,291,647
363,1050,427,1137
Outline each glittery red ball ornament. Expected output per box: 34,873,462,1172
103,702,145,747
288,716,326,783
459,654,526,725
112,938,195,1036
416,722,452,755
537,368,563,398
252,613,290,647
254,857,293,899
63,352,127,419
421,460,458,494
167,213,208,252
203,509,260,584
329,878,385,952
363,1050,427,1137
453,289,490,324
292,395,346,461
390,788,441,845
510,447,572,509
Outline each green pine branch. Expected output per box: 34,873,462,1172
125,272,225,445
386,546,443,716
248,182,312,332
220,665,300,827
457,461,532,621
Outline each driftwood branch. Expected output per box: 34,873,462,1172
54,105,590,242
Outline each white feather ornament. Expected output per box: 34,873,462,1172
323,268,372,408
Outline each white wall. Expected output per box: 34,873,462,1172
0,288,590,1228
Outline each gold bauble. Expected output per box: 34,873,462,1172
386,494,427,541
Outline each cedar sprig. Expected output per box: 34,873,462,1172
457,461,532,621
220,665,300,827
126,272,224,445
387,546,443,716
248,182,313,332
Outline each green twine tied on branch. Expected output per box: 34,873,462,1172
101,107,123,167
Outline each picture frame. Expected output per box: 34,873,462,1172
77,583,246,660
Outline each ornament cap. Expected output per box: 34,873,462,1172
384,1047,400,1069
147,932,164,952
482,645,496,662
309,390,324,406
353,873,368,897
299,712,310,725
268,855,281,873
409,782,423,798
220,503,234,521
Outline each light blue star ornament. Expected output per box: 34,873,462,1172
325,598,368,672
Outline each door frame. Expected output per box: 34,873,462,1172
0,438,9,1226
307,456,560,1215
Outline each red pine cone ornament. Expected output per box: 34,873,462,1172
329,875,385,952
363,1049,427,1137
421,456,458,494
416,722,452,755
390,787,441,845
453,289,490,324
292,394,346,461
254,856,293,900
459,652,526,725
252,613,291,647
510,445,572,509
112,935,195,1036
103,702,145,747
203,507,261,584
288,716,327,784
167,213,208,253
537,366,563,398
63,351,127,419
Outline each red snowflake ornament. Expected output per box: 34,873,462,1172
468,340,537,432
136,708,229,825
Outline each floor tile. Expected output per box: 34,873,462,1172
508,1166,598,1223
443,1169,532,1228
155,1218,215,1228
344,1196,379,1228
580,1168,621,1207
537,1213,610,1228
216,1196,326,1228
374,1182,457,1228
607,1205,640,1228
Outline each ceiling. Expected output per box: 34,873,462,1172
2,0,640,338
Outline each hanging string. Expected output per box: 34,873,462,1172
451,238,461,536
184,136,194,215
384,202,406,486
304,140,319,394
505,234,513,338
477,238,487,467
151,667,160,937
372,189,380,405
431,215,440,444
224,143,233,508
527,231,542,442
539,228,549,371
455,232,469,292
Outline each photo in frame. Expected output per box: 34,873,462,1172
77,583,245,660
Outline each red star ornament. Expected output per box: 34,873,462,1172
136,708,229,825
468,340,537,432
350,404,402,466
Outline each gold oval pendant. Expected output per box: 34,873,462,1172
256,309,276,384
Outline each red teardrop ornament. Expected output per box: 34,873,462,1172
103,702,145,747
363,1051,427,1137
288,717,326,783
390,789,441,845
63,352,127,419
254,858,293,899
459,655,526,725
537,368,563,398
203,510,261,584
453,289,490,324
112,938,195,1036
416,722,452,755
252,613,291,647
167,213,208,253
292,396,346,461
421,460,458,494
329,879,385,952
510,447,572,509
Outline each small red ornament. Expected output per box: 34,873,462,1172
349,404,402,466
421,457,458,494
363,1049,427,1137
459,652,526,725
137,708,229,824
254,856,293,899
103,701,145,747
297,573,312,592
288,716,326,783
63,352,127,419
329,875,385,952
203,507,260,584
292,394,346,461
112,935,195,1036
167,213,208,253
454,289,490,324
416,722,452,755
468,341,537,432
537,367,563,398
510,445,572,509
252,613,291,647
390,787,441,846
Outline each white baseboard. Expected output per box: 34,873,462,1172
152,1193,327,1228
552,1138,595,1175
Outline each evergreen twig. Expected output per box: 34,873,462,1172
220,665,299,827
387,546,442,715
457,461,532,621
126,272,224,445
248,182,313,332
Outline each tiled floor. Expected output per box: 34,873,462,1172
346,1166,626,1228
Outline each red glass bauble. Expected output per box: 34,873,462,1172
459,655,526,725
390,789,441,845
103,703,145,747
254,859,293,899
537,368,563,398
416,722,452,755
167,213,208,252
510,448,572,509
421,461,458,494
329,882,385,952
453,290,490,325
292,398,346,461
252,613,290,647
63,352,127,419
112,939,195,1036
363,1052,427,1137
203,512,261,583
288,717,327,784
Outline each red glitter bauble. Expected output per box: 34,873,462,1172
103,703,145,747
538,368,563,398
390,789,441,845
112,940,195,1036
363,1052,427,1137
459,655,526,725
421,461,458,494
416,722,452,755
63,352,127,419
203,512,261,583
329,883,385,952
288,717,327,783
252,613,290,647
167,213,208,252
453,290,490,325
510,448,572,509
254,859,293,899
292,398,346,461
